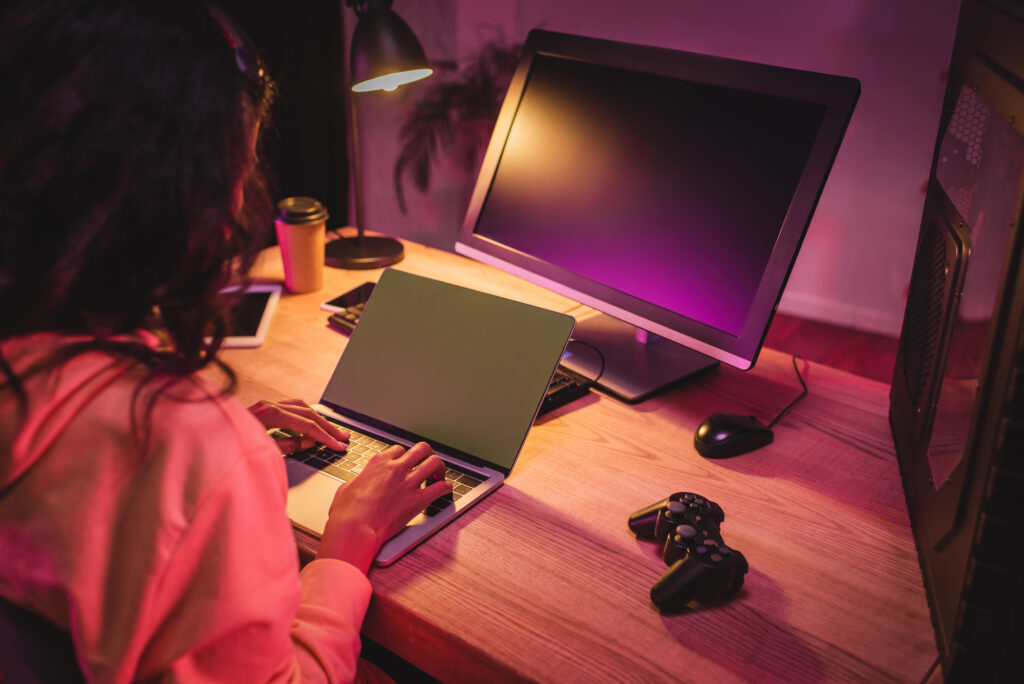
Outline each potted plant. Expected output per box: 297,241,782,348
392,41,521,215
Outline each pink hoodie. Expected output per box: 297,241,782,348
0,333,372,683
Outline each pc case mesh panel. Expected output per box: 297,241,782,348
898,213,966,449
900,217,948,410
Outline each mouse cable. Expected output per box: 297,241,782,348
565,338,606,387
766,355,808,429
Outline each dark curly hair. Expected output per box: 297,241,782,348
0,0,276,433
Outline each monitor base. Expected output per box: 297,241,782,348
561,313,718,402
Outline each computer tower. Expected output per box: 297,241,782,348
889,1,1024,680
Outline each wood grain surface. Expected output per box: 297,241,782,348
219,235,937,683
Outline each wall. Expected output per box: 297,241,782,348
348,0,961,337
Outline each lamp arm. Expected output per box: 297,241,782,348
345,80,365,244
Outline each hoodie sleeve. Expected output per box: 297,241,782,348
0,335,373,683
127,402,374,684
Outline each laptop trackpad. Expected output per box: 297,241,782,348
285,460,345,536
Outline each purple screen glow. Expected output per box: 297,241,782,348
473,55,825,335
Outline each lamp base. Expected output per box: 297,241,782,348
325,235,404,270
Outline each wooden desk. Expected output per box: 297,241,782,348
222,237,938,683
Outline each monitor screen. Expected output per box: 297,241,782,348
457,30,859,400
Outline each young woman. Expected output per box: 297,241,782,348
0,1,450,681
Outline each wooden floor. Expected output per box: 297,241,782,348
763,312,899,385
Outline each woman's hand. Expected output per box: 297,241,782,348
317,442,452,573
248,398,349,453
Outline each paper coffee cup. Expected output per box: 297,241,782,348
275,196,328,293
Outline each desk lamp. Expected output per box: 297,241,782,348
325,0,433,269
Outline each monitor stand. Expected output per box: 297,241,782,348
559,313,719,402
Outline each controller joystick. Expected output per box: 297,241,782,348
662,523,716,565
654,498,724,542
628,491,747,611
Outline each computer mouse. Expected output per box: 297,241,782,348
693,412,774,458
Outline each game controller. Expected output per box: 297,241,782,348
628,492,748,611
627,492,725,541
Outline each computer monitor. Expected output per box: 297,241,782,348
455,29,860,401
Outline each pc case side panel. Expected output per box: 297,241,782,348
890,0,1024,679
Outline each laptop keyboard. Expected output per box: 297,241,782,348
284,427,485,516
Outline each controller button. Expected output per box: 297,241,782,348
710,553,723,563
718,545,733,556
667,500,686,516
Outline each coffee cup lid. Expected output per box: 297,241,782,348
276,196,329,224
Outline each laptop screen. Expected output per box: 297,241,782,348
320,269,575,472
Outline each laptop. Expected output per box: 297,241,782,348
283,268,575,565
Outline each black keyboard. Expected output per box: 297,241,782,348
540,364,593,414
284,425,483,516
326,301,367,334
327,306,594,414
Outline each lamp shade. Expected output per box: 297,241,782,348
350,8,432,92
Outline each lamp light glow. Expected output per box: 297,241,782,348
352,68,433,93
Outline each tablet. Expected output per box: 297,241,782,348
220,283,281,348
